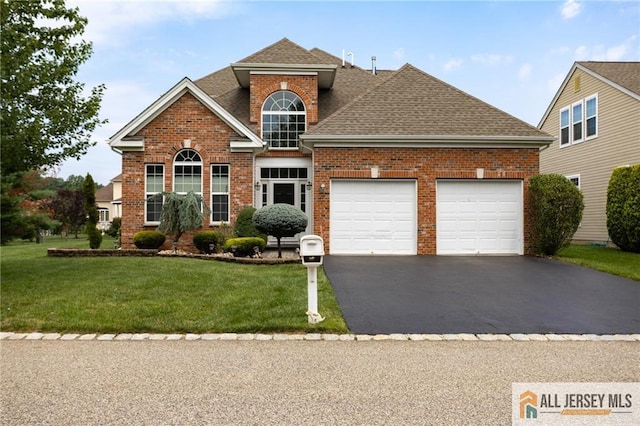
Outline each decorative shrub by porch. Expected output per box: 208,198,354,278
234,206,267,241
529,174,584,256
253,203,308,258
223,237,267,257
607,165,640,252
133,231,166,249
193,230,225,254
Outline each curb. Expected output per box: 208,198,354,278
1,332,639,342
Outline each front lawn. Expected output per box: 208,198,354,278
557,244,640,281
0,236,348,333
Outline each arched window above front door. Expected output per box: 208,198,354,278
261,91,306,149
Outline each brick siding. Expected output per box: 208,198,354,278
312,147,540,255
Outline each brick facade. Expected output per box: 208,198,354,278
120,92,254,250
312,147,540,255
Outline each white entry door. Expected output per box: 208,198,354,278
330,180,417,255
436,180,523,255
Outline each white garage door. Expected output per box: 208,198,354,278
437,180,523,255
330,180,417,255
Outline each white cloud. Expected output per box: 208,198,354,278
471,54,514,66
550,46,570,55
393,48,406,61
561,0,582,20
518,63,532,81
69,0,238,47
574,35,638,61
443,58,463,71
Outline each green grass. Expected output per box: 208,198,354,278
557,244,640,281
0,236,348,333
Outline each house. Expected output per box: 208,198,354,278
108,38,553,255
95,174,122,231
539,62,640,244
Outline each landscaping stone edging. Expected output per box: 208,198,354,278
46,248,301,264
2,332,639,342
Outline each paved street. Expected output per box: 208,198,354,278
2,340,638,425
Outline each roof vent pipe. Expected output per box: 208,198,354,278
371,56,376,75
342,49,345,68
347,51,354,67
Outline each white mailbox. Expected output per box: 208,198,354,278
300,235,324,266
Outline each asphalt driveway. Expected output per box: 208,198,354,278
323,256,640,335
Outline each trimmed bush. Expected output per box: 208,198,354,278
83,173,102,249
106,217,121,238
193,230,225,254
607,165,640,252
529,174,584,256
234,206,267,241
223,237,267,257
253,203,307,258
133,231,166,249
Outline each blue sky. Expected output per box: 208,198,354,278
58,0,639,185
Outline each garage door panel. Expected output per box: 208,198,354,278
437,181,522,255
330,180,416,255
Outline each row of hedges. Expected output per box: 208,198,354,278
133,206,269,256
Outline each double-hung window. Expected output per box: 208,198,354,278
145,164,164,223
559,94,598,147
211,165,230,223
560,108,570,147
585,95,597,139
572,101,583,143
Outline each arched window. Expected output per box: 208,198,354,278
262,91,306,149
173,149,202,194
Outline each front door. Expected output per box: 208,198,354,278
273,183,295,205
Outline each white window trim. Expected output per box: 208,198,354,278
566,174,581,190
559,107,571,148
173,149,203,195
210,164,230,225
571,100,584,144
261,91,307,150
145,164,164,225
584,93,598,141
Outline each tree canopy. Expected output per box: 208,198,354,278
0,0,106,176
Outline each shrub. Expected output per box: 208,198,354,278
193,230,225,254
529,174,584,256
106,217,121,238
234,206,267,241
607,165,640,252
253,203,308,258
83,173,101,249
223,237,266,257
133,231,166,249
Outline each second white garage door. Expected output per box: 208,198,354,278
330,180,417,255
437,180,523,255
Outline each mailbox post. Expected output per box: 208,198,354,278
300,235,325,324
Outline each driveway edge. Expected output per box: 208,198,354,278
1,332,639,342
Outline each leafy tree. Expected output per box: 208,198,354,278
83,173,101,249
253,204,308,258
607,165,640,252
157,192,210,251
1,0,106,176
50,188,86,237
529,174,584,256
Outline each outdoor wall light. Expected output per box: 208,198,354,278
306,181,313,190
320,183,327,193
254,181,260,190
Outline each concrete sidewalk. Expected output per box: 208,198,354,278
2,340,638,425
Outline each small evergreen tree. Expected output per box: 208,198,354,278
157,191,210,251
83,173,102,249
253,203,307,258
607,165,640,252
529,174,583,256
234,206,267,241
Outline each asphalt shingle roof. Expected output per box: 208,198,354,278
578,61,640,96
307,64,548,137
195,39,548,138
